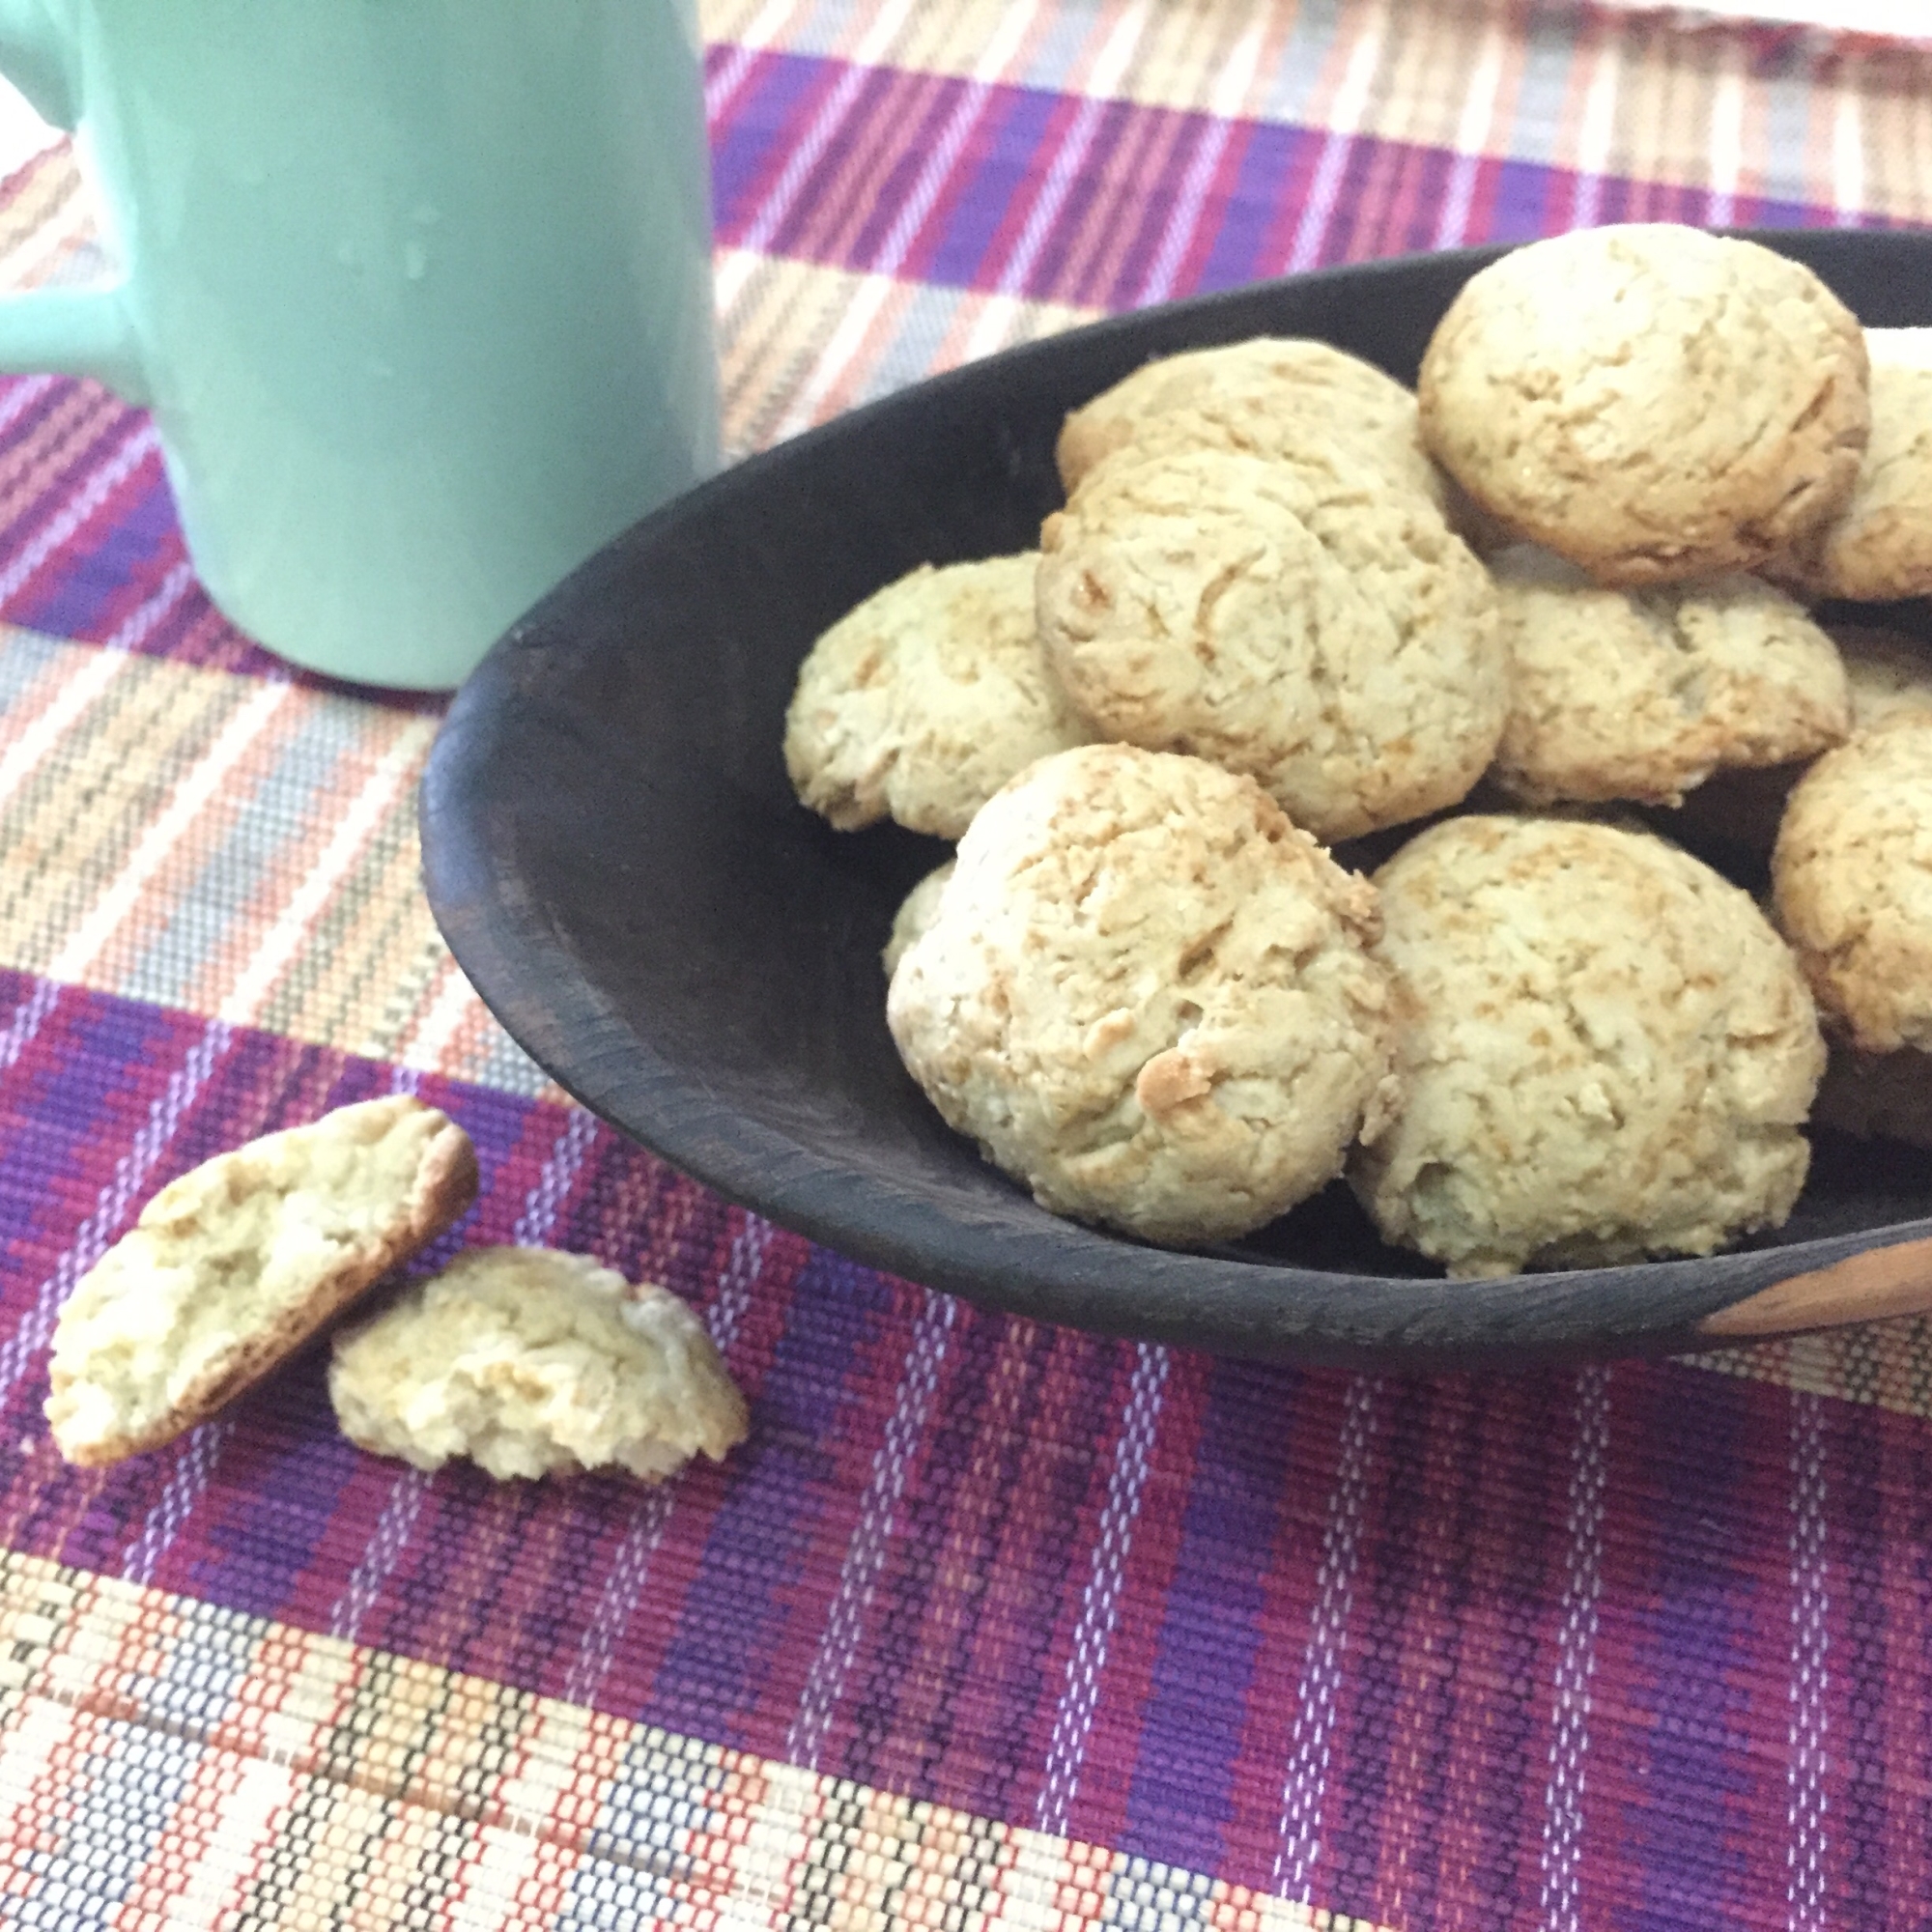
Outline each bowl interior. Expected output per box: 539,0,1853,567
422,228,1932,1366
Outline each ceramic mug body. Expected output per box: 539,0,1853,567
0,0,721,688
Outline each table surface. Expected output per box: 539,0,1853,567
3,3,1932,1928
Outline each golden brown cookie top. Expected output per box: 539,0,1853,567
886,743,1401,1246
1419,224,1868,584
1056,335,1448,513
1350,814,1823,1278
1487,547,1850,808
783,554,1091,839
1792,331,1932,601
1036,443,1506,842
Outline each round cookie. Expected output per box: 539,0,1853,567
886,744,1402,1247
1350,815,1824,1278
1419,224,1869,585
1793,329,1932,600
1773,714,1932,1053
1487,546,1850,808
1057,336,1450,514
783,554,1092,838
1036,444,1507,842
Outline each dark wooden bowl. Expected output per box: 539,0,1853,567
421,228,1932,1368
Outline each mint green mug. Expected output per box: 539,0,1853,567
0,0,721,689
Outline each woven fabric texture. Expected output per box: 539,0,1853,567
2,2,1931,1927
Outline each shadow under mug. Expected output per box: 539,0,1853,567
0,0,722,690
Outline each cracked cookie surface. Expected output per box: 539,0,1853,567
1036,444,1506,841
784,554,1092,838
1488,546,1849,808
886,744,1402,1246
1419,224,1868,584
1350,814,1823,1278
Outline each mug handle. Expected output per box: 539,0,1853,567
0,1,147,403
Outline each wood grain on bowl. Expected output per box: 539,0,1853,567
1698,1234,1932,1338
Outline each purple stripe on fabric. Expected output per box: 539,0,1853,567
1822,1381,1889,1923
1605,1366,1782,1930
705,44,845,246
841,67,976,273
0,978,184,1270
1118,1358,1296,1873
708,51,1853,306
825,1318,1112,1814
10,459,177,640
1318,1374,1437,1911
922,81,1068,290
1192,122,1310,297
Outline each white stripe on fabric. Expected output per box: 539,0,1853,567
785,1290,959,1772
1034,1340,1172,1836
1787,1389,1831,1932
559,1212,773,1711
1272,1372,1378,1902
1537,1364,1612,1932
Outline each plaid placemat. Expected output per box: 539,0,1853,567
3,3,1931,1926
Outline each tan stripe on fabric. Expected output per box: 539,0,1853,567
0,635,554,1097
0,1548,1387,1932
1696,1316,1932,1418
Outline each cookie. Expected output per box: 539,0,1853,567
1036,444,1507,842
1773,714,1932,1053
1790,329,1932,601
783,554,1092,838
883,861,954,978
1056,336,1451,514
1419,224,1869,584
329,1247,748,1482
46,1095,479,1465
1350,815,1823,1278
886,744,1402,1246
1487,546,1849,808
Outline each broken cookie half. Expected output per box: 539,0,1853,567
45,1094,479,1465
327,1246,748,1483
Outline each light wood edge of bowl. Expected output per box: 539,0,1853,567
1698,1235,1932,1339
